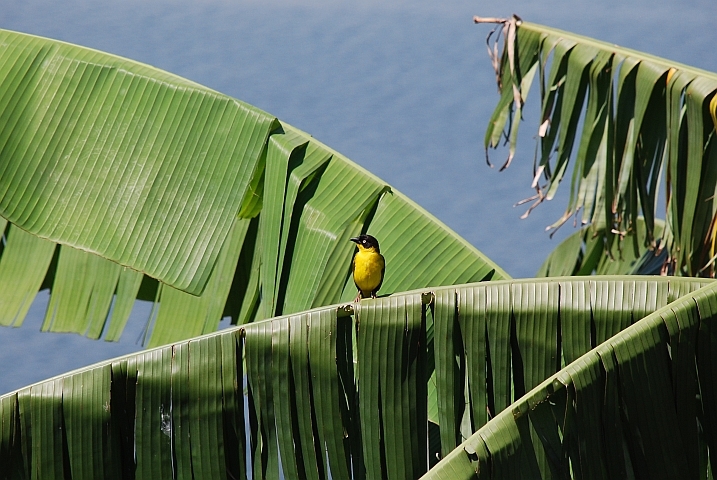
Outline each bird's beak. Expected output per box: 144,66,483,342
350,237,360,244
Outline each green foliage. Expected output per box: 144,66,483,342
426,279,717,479
538,218,666,276
3,18,717,480
0,28,506,346
482,16,717,277
1,277,712,479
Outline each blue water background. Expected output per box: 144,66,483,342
0,0,715,393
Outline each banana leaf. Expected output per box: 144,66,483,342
538,217,666,276
0,276,712,479
0,28,507,347
425,278,717,479
480,16,717,278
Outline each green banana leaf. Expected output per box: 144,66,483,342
480,16,717,278
0,28,506,347
1,276,712,479
425,278,717,480
538,217,666,276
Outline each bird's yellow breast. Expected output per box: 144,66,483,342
353,249,384,293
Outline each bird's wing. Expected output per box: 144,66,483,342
376,253,386,292
351,253,359,290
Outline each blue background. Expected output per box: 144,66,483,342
0,0,715,393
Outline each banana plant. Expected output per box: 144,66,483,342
3,19,717,480
479,15,717,277
1,276,712,479
0,28,506,348
425,278,717,479
537,217,666,277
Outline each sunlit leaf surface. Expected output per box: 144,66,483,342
0,29,507,346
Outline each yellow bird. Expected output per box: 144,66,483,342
350,234,385,300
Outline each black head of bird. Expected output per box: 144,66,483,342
350,234,385,300
350,234,381,253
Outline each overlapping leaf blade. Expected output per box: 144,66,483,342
538,217,666,277
147,217,251,347
2,277,714,479
0,28,507,346
483,19,717,276
425,280,717,479
0,29,276,296
0,223,55,326
426,276,713,471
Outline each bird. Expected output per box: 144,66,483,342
350,234,385,301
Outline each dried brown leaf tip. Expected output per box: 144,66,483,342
474,15,523,93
